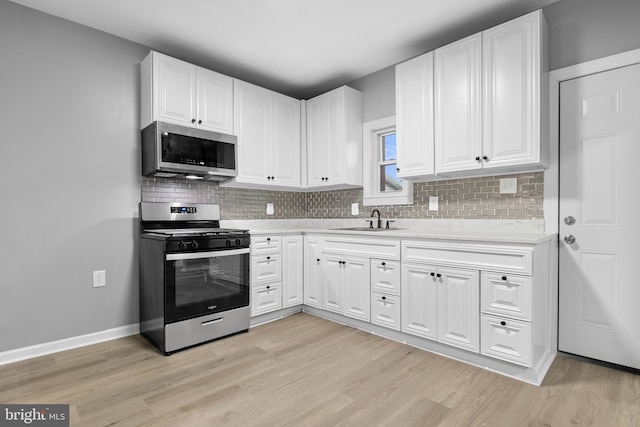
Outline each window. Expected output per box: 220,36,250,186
363,116,413,206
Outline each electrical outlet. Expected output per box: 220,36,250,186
93,270,106,288
266,203,274,215
500,178,518,194
351,203,359,216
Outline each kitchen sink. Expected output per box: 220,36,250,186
331,227,403,232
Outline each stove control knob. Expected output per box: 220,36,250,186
235,239,241,246
191,240,199,249
226,239,232,247
178,241,187,250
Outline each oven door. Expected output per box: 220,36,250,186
164,248,250,323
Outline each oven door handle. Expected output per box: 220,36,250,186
166,248,250,261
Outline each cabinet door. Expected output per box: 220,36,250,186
396,52,435,178
306,96,331,187
434,34,482,174
233,80,271,185
196,67,233,134
437,267,480,352
304,236,323,308
401,263,437,340
282,235,303,308
325,89,347,184
154,53,196,126
482,11,541,169
343,256,370,321
322,256,344,314
271,93,301,187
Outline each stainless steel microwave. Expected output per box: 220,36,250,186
141,121,237,181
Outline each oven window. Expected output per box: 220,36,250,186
165,251,249,322
174,256,242,306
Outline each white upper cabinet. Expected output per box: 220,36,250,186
395,51,435,180
399,10,548,180
222,79,301,189
306,86,363,190
434,34,483,174
140,51,233,134
482,11,548,170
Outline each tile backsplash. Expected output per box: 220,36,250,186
142,172,543,220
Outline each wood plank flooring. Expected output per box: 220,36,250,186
1,313,639,426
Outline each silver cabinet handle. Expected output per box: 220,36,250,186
564,235,576,244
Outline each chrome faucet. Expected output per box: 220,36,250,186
370,209,382,229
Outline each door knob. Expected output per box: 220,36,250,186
564,216,576,225
564,235,576,244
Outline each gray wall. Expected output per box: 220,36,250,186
0,0,148,352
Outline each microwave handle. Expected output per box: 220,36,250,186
166,248,249,261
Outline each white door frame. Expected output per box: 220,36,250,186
547,47,640,357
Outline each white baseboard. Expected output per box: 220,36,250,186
0,324,140,366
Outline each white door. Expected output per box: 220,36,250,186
559,63,640,369
401,263,437,340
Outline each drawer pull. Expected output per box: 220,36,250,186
381,262,386,266
502,276,507,281
500,321,506,326
381,296,386,300
266,285,270,290
266,256,271,260
430,272,435,277
266,237,271,241
201,317,223,327
317,258,320,262
436,273,442,278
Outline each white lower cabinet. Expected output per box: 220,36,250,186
252,283,282,316
322,255,370,321
251,233,303,317
401,263,438,340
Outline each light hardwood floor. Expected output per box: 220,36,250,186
1,313,639,426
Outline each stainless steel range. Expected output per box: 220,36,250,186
139,202,250,355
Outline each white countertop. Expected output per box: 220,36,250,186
221,219,556,245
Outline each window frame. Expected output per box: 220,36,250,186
362,115,413,206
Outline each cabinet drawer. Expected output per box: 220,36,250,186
481,315,531,367
371,292,401,331
481,272,532,321
370,259,401,295
251,283,282,316
251,235,281,254
402,240,532,275
322,236,400,259
251,255,282,284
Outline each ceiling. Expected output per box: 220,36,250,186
9,0,560,99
